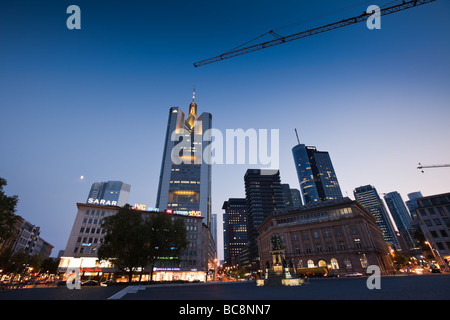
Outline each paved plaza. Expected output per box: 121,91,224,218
0,274,449,301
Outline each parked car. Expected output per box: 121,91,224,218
81,280,99,286
345,272,363,277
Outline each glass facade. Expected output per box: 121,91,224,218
292,143,343,205
384,191,417,252
353,185,399,248
87,181,130,207
156,96,212,228
222,198,247,266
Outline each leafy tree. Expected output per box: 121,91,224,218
145,212,188,281
0,178,20,251
97,204,148,282
97,205,188,283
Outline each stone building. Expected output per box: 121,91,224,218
257,197,394,276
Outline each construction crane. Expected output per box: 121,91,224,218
193,0,437,67
417,163,450,173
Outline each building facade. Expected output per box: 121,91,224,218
415,192,450,268
406,191,423,223
156,90,212,229
244,169,285,270
384,191,418,253
281,184,302,209
353,185,399,248
87,180,131,207
0,216,54,259
58,202,214,282
257,198,395,276
222,198,247,266
292,142,343,205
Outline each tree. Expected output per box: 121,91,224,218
97,204,148,282
0,178,20,252
145,212,188,281
97,205,188,283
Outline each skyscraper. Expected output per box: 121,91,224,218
244,169,285,269
353,185,399,248
405,191,423,222
87,180,130,207
222,198,247,266
292,138,343,205
384,191,417,252
281,184,302,209
156,89,212,228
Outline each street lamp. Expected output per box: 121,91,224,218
424,241,445,269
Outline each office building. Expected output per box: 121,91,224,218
87,180,131,207
353,185,399,248
222,198,247,266
406,191,423,222
281,184,301,209
384,191,418,252
154,89,216,276
258,197,395,276
292,140,343,205
58,202,211,282
156,89,212,229
244,169,285,270
415,192,450,268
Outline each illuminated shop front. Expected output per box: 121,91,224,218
57,257,207,282
59,202,216,283
57,257,116,281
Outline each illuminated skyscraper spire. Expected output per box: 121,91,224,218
188,86,197,129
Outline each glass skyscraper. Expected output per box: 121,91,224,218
353,185,399,248
222,198,247,266
281,183,302,209
156,89,212,228
87,180,130,207
292,141,343,205
384,191,418,252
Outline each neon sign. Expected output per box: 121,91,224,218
131,204,201,217
165,209,202,217
88,198,117,206
131,204,159,212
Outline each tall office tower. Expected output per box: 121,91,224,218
353,185,399,247
384,191,417,252
406,191,423,222
244,169,285,269
281,184,302,209
87,180,131,207
292,138,343,205
222,198,247,266
156,89,212,228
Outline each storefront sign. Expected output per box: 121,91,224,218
87,198,117,206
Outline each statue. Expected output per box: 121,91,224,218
257,235,303,287
271,236,282,250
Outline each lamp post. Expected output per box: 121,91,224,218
424,241,446,269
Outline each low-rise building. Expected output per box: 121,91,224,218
257,197,394,276
57,202,215,282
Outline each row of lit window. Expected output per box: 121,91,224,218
170,181,200,184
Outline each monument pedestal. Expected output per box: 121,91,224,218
257,237,303,287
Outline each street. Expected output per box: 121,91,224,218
0,274,449,300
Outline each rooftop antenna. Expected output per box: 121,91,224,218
295,128,300,144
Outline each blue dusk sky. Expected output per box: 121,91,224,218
1,0,449,259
